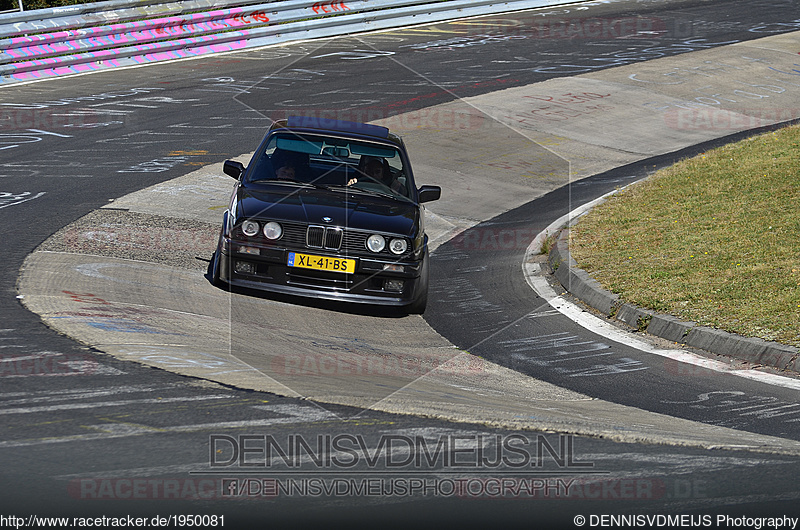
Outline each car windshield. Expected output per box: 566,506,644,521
247,131,412,200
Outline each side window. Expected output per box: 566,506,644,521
248,153,275,182
385,153,407,195
264,137,277,156
385,153,403,174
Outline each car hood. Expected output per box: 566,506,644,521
236,186,420,237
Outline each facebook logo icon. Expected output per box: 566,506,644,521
221,479,239,496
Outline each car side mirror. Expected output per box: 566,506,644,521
417,185,441,204
223,160,245,179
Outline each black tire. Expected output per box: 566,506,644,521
406,287,428,314
406,246,429,314
210,248,222,286
209,216,228,288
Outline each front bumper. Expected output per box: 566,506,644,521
218,238,426,307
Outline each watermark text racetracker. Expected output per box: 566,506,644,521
1,514,225,528
664,108,800,130
69,475,694,502
270,108,493,132
0,352,104,377
269,350,486,378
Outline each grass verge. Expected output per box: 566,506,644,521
569,124,800,347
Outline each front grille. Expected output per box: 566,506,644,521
325,228,343,249
307,226,324,247
307,225,343,250
277,221,411,258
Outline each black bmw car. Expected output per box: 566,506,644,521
211,116,441,313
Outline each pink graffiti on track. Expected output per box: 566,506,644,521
5,9,268,60
4,37,250,82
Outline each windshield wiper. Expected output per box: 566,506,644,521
328,185,404,202
253,178,330,191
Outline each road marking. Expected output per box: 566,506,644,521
0,394,233,415
0,403,339,448
0,384,163,404
0,331,124,378
0,191,46,209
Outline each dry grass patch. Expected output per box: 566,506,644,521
570,124,800,347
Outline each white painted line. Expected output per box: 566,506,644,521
0,384,169,404
1,404,338,448
0,352,62,362
0,394,233,415
0,418,317,448
523,208,800,392
0,192,46,209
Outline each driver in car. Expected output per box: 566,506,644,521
348,156,406,196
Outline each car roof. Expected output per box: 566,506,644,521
269,116,405,147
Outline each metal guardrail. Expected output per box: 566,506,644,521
0,0,576,85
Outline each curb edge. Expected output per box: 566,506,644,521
547,228,799,374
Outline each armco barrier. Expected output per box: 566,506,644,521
0,0,579,85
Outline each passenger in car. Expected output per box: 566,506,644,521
270,149,309,181
274,161,296,179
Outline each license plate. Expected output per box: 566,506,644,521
287,252,355,273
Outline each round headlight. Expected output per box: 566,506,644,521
366,234,386,253
263,221,283,240
241,220,259,237
389,238,408,255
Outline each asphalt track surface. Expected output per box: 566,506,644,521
428,159,800,438
3,0,800,527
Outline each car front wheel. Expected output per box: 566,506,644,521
405,248,429,314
